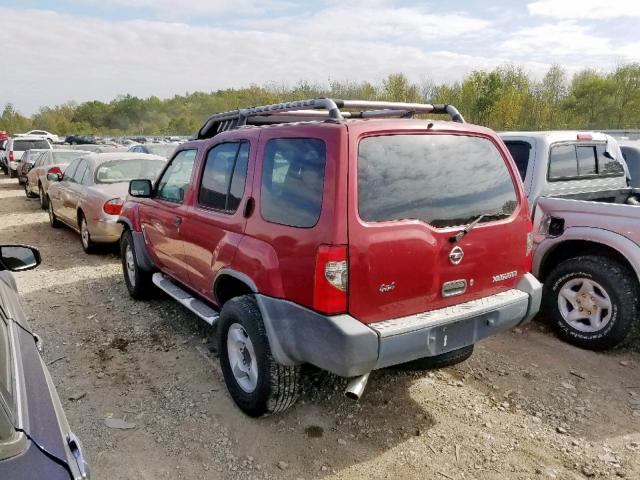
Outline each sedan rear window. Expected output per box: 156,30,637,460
358,134,518,228
95,159,165,184
52,151,85,164
14,140,49,151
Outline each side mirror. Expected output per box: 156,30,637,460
129,179,152,197
47,172,62,182
0,245,41,272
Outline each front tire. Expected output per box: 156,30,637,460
24,181,35,198
218,296,301,417
120,230,154,299
543,255,639,350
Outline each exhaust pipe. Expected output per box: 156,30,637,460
344,373,370,401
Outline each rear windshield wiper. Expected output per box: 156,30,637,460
449,214,487,243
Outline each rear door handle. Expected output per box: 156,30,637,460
173,216,182,226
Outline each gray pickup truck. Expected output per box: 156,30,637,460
501,131,639,350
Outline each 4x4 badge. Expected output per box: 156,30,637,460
449,246,464,265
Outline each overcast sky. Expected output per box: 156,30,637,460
2,0,639,115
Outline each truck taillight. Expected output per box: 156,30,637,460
9,151,13,162
103,198,124,216
47,166,62,176
313,245,348,314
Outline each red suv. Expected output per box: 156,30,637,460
118,99,541,416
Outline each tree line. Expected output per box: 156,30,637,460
2,64,640,137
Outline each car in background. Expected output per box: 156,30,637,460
64,135,96,145
47,153,166,253
4,137,52,178
127,143,180,158
0,140,7,175
0,244,90,479
17,150,48,186
25,150,86,209
16,130,60,143
620,142,640,188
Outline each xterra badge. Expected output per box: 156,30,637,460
492,271,518,282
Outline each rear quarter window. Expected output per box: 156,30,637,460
358,134,518,228
504,141,532,180
260,138,326,228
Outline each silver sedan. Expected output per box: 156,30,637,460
46,152,166,253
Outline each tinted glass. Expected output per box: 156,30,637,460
228,143,249,212
199,143,239,210
576,146,597,175
621,146,640,183
95,159,165,184
597,144,625,176
156,150,197,203
504,141,532,180
13,139,49,150
549,144,578,178
261,138,326,228
358,134,518,228
63,158,81,181
52,151,85,165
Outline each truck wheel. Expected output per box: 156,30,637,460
48,199,62,228
544,255,639,350
120,230,154,299
392,345,474,371
218,296,301,417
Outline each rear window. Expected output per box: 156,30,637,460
504,141,532,180
261,138,326,228
52,151,84,165
549,143,625,180
14,140,49,151
358,134,518,228
95,159,165,184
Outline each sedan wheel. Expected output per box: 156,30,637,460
48,200,61,228
80,216,97,254
39,184,48,209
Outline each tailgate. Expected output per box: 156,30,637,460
348,131,530,324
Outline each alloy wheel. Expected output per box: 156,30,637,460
226,323,258,393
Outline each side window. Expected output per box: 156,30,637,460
73,161,88,184
549,145,578,179
198,142,249,212
504,141,532,180
260,138,326,228
63,159,81,181
576,146,597,175
156,149,197,203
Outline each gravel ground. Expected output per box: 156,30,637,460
1,175,639,480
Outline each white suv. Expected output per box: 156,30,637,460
5,136,52,178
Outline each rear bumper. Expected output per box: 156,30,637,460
258,273,542,377
90,216,123,243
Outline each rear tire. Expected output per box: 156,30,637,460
39,183,48,209
219,296,301,417
120,230,154,299
393,344,474,371
79,214,98,254
543,255,639,350
48,198,62,228
9,168,16,178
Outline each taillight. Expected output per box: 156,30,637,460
9,151,13,162
47,166,62,176
313,245,348,314
103,198,124,216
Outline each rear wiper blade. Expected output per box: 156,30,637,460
449,214,486,243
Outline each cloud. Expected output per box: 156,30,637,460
500,22,614,58
527,0,640,19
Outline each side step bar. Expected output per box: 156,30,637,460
152,273,220,326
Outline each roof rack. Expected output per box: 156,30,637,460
195,98,465,139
